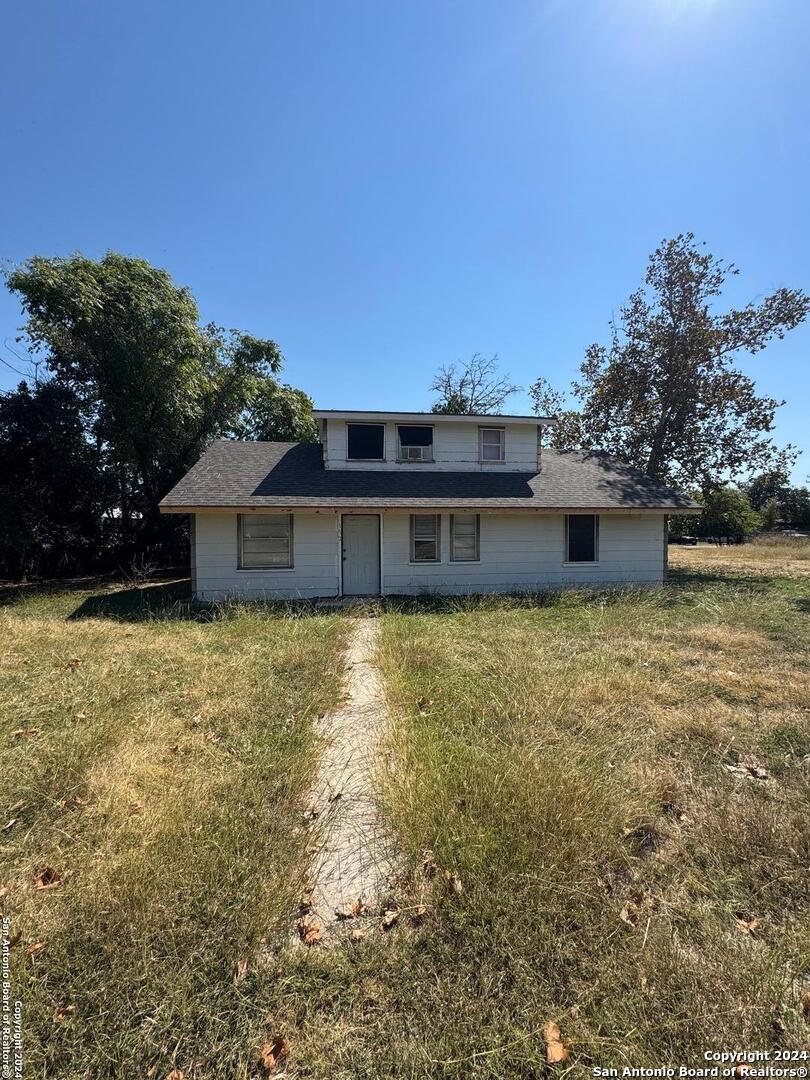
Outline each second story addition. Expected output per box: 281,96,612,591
315,410,556,473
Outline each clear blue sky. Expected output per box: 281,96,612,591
1,0,808,480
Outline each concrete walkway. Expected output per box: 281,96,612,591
302,617,395,938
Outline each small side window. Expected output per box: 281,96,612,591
566,514,598,562
410,514,440,562
479,426,505,462
450,514,480,562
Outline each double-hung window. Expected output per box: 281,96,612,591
347,423,385,461
565,514,598,563
239,513,293,569
450,513,480,562
410,514,440,562
479,426,505,462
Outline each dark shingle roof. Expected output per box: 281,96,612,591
160,440,698,511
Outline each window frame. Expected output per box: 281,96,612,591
450,513,480,563
346,422,386,462
478,425,506,463
396,423,434,463
409,513,441,564
564,514,599,564
238,513,295,571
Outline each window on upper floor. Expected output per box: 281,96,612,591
565,514,599,563
397,424,433,462
410,514,440,562
239,513,294,569
347,423,385,460
450,513,480,561
479,426,505,462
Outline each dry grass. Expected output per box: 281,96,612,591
0,579,347,1079
268,547,810,1076
670,534,810,576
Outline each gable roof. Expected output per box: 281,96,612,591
160,440,699,512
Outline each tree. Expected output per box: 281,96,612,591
229,380,318,442
530,235,809,492
0,380,111,578
430,354,520,414
745,469,790,510
4,252,315,567
670,487,761,543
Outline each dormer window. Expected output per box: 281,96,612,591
397,425,433,462
479,426,505,462
347,423,385,461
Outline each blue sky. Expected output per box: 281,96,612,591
1,0,808,480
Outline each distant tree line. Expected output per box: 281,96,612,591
0,253,316,580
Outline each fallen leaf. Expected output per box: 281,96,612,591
66,658,82,669
349,927,367,942
33,866,62,890
543,1021,570,1065
410,904,428,926
73,795,89,807
25,940,46,957
445,870,463,896
259,1035,290,1074
53,1004,76,1022
381,908,400,930
11,727,40,739
620,890,645,927
295,914,323,945
2,819,17,832
165,1070,185,1080
128,800,144,815
734,912,760,936
234,958,249,984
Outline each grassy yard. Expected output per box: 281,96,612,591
3,543,809,1078
272,539,809,1077
0,580,347,1078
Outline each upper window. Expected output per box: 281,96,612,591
479,426,505,462
451,514,480,562
239,513,293,569
397,425,434,462
566,514,598,563
347,423,385,460
410,514,440,562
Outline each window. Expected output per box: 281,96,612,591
410,514,440,562
239,513,293,569
566,514,598,562
479,426,505,462
397,424,433,462
347,423,385,460
450,514,480,562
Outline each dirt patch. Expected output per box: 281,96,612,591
302,617,395,937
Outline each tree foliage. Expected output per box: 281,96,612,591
431,354,520,414
670,487,761,542
745,470,810,529
2,252,315,576
531,235,809,492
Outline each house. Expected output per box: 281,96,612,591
159,410,699,600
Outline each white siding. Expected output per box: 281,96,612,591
382,512,666,594
193,512,339,601
190,510,666,600
324,420,539,472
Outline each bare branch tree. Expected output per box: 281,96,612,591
430,353,520,414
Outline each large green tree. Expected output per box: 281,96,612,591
530,235,809,492
4,252,315,567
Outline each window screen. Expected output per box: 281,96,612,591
347,423,385,460
479,427,505,461
451,514,479,562
240,513,293,568
410,514,440,562
566,514,598,562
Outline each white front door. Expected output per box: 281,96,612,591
342,515,380,596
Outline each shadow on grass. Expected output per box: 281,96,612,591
68,580,194,622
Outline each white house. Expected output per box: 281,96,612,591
159,410,699,601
